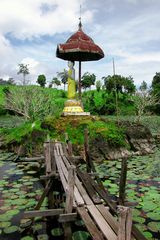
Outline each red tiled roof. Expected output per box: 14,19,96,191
56,28,104,61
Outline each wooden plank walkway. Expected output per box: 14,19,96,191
23,141,147,240
52,142,147,240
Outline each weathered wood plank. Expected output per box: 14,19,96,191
87,205,117,240
44,142,52,174
118,206,132,240
58,213,77,223
35,179,53,210
119,157,128,205
77,170,102,204
58,142,64,156
20,156,45,161
126,207,132,240
77,207,104,240
40,172,59,180
58,155,85,206
54,151,68,191
65,166,76,213
67,141,73,156
61,155,93,205
23,209,64,218
132,225,147,240
54,142,60,155
78,168,117,214
96,204,118,234
50,142,57,172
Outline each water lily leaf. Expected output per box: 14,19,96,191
27,171,37,175
147,212,160,221
37,234,48,240
133,216,145,224
4,225,19,234
33,223,43,231
142,202,157,212
20,219,32,228
132,209,141,217
143,231,153,238
51,227,63,236
72,231,90,240
7,209,20,216
147,221,160,232
0,221,11,228
21,236,34,240
103,180,111,187
0,214,13,221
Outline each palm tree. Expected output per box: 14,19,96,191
17,63,29,85
57,69,68,91
52,77,61,89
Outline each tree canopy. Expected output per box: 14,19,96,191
81,72,96,90
102,74,136,94
17,63,30,85
152,72,160,95
57,69,68,90
37,74,46,87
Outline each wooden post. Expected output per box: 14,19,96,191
64,165,76,240
117,206,132,240
50,142,56,173
67,141,73,156
119,157,128,205
84,128,94,173
64,133,69,143
44,141,52,175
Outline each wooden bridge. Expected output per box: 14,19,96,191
23,140,147,240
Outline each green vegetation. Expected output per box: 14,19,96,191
42,116,126,147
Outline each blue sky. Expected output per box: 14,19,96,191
0,0,160,87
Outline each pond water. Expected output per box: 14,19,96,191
0,149,160,240
94,148,160,240
0,152,91,240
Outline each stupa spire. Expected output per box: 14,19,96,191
78,5,82,30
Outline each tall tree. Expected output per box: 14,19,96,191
81,72,96,90
102,74,135,94
17,63,29,85
52,77,61,88
37,74,46,87
152,72,160,96
96,80,102,92
139,81,147,91
57,69,68,90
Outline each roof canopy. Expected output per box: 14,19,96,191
56,23,104,62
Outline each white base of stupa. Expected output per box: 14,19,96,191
62,111,90,116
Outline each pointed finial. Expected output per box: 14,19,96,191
78,4,82,30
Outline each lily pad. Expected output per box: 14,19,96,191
0,221,11,228
133,216,145,224
4,225,19,234
72,231,90,240
37,234,48,240
143,231,153,238
147,212,160,221
33,223,43,231
21,236,34,240
51,227,63,236
20,219,32,228
147,221,160,232
7,209,20,216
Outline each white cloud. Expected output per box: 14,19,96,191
0,0,160,86
0,0,93,39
